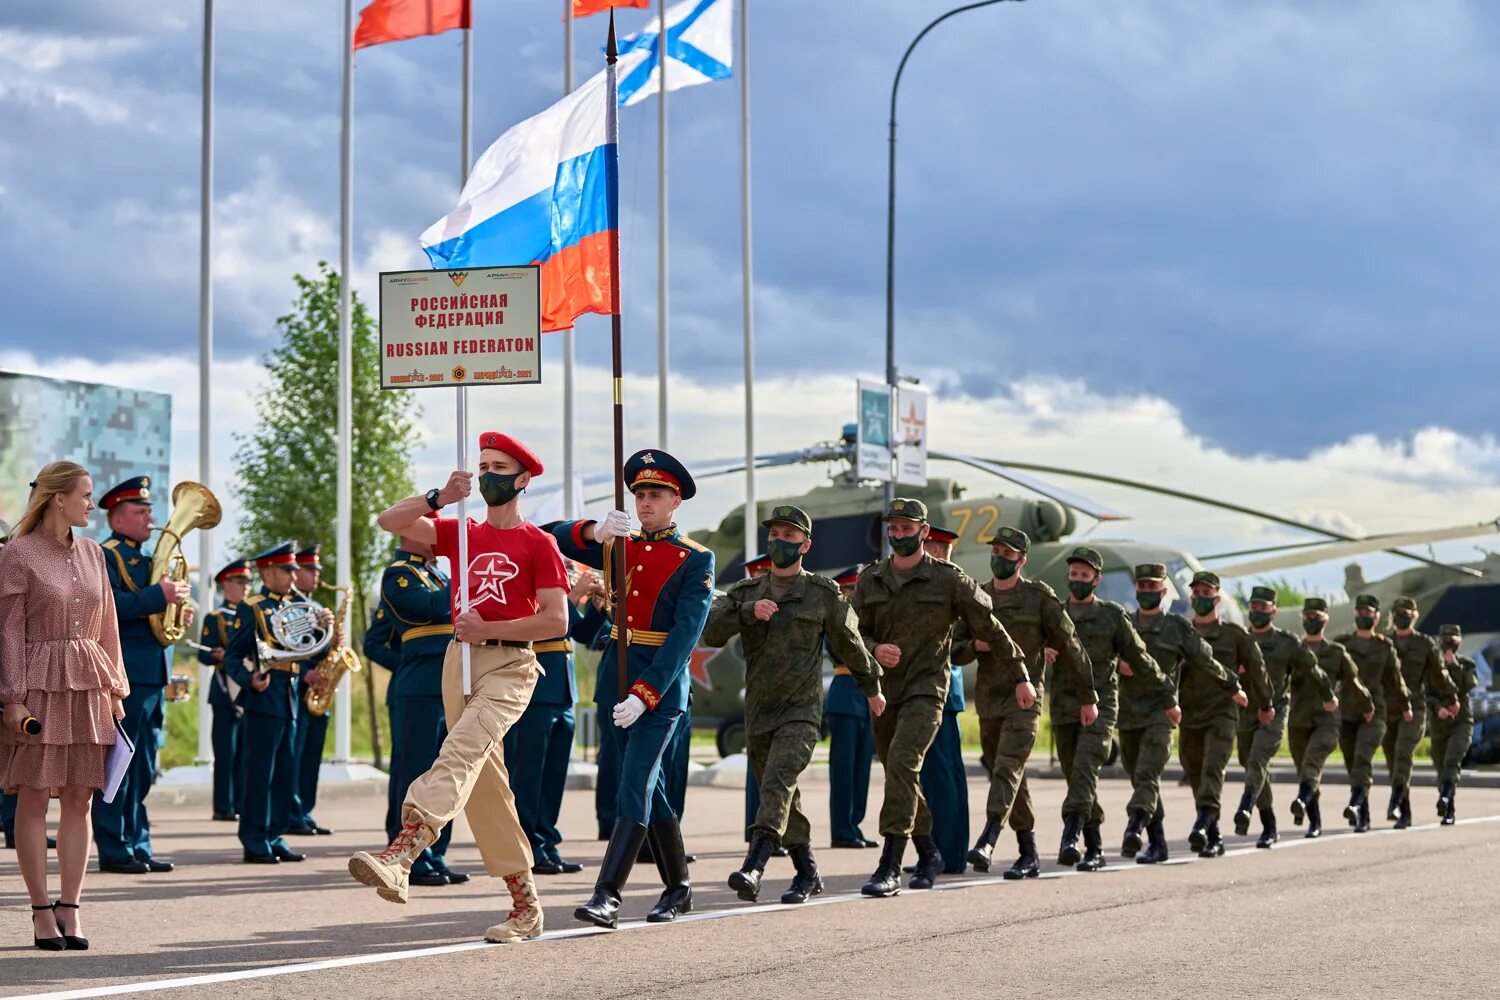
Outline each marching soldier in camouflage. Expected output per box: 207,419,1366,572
1430,625,1477,826
1334,595,1411,832
1061,547,1170,871
851,499,1020,897
703,506,882,906
1125,564,1219,863
1234,585,1327,849
1384,597,1460,828
1185,571,1271,857
952,526,1092,880
1289,598,1372,839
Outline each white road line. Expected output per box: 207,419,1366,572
21,812,1500,1000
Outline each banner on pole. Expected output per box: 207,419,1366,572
378,266,542,390
855,380,893,484
895,386,928,487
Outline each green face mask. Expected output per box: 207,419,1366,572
1441,640,1460,652
767,538,803,569
1135,590,1163,611
1355,614,1376,631
1068,579,1096,601
1392,613,1414,629
1191,596,1217,617
478,471,523,508
888,533,922,558
1247,610,1273,629
991,555,1020,580
1303,618,1326,636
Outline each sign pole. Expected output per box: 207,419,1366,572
458,20,475,696
607,12,629,703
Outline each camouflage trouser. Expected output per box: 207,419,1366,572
1119,722,1173,820
1289,718,1340,790
1339,716,1386,790
1238,707,1286,810
1429,714,1473,786
872,695,944,839
1052,700,1116,826
978,703,1040,829
746,721,819,848
1381,712,1424,788
1179,714,1236,816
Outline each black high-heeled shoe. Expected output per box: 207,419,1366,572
53,902,88,951
32,903,65,951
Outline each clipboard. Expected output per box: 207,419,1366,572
101,718,135,804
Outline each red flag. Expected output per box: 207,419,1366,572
354,0,470,49
573,0,650,17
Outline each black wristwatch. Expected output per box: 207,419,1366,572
425,488,444,512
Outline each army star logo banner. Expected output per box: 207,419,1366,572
469,552,520,608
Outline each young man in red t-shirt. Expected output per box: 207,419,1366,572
348,432,569,944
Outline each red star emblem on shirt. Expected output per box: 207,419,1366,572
469,552,519,608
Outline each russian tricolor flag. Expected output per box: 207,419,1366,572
420,58,633,332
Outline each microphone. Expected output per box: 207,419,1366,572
21,717,40,736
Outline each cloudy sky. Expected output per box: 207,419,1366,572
4,0,1500,592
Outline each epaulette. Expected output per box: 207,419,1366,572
806,573,841,594
725,577,759,595
1221,620,1249,637
1099,598,1128,614
1021,577,1059,599
102,538,120,549
244,594,266,607
675,535,709,554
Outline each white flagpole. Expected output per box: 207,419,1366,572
334,0,354,762
563,0,578,520
739,0,755,561
195,0,216,768
458,22,474,695
656,0,669,449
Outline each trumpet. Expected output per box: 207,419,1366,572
254,596,333,671
148,481,222,646
304,586,363,717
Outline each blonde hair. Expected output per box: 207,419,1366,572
11,461,91,539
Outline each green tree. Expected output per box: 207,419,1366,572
233,263,420,766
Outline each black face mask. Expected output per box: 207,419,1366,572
1303,618,1326,636
991,555,1020,580
767,538,803,569
1135,590,1163,611
1392,613,1414,630
478,471,524,508
1441,639,1460,652
888,533,923,558
1068,579,1096,601
1247,610,1273,629
1354,614,1376,631
1191,596,1217,618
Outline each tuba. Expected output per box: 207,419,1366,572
148,481,222,646
304,586,363,717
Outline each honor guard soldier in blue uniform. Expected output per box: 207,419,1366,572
826,565,876,849
287,544,333,836
370,530,469,886
226,542,331,864
553,449,715,929
199,560,252,822
505,546,607,875
94,476,186,874
915,525,970,875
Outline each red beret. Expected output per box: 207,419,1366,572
478,431,544,477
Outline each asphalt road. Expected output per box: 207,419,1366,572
3,771,1496,999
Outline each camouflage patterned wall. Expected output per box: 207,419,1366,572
0,370,172,542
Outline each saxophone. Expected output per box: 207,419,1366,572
304,585,363,717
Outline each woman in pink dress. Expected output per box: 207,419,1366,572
0,462,128,951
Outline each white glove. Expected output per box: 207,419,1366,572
612,694,647,729
595,509,633,546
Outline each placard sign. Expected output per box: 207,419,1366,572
378,265,542,390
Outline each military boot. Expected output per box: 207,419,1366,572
574,818,648,929
645,817,693,922
1057,813,1084,867
1305,792,1323,839
967,819,1001,872
1442,791,1456,826
1436,781,1455,819
1394,787,1412,830
908,835,943,890
1232,791,1255,837
1386,784,1405,822
484,871,543,943
1120,810,1147,859
727,837,775,902
1001,831,1040,880
1343,784,1366,827
347,818,437,905
1255,807,1278,849
1187,808,1211,852
1354,799,1371,833
1198,819,1225,858
1076,824,1105,872
861,836,907,897
1289,780,1315,826
781,845,823,904
1135,819,1169,865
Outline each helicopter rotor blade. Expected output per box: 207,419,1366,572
981,458,1482,579
1209,520,1500,577
580,444,854,505
930,451,1128,522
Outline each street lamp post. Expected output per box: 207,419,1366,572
884,0,1025,528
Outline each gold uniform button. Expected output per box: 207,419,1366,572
631,590,639,597
645,545,653,552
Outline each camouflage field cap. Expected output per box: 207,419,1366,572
884,498,928,522
1392,596,1418,612
1249,585,1277,604
1133,563,1168,582
1067,546,1103,572
1303,597,1329,614
1355,594,1380,610
1191,570,1221,589
988,525,1030,553
1440,624,1462,638
761,504,812,536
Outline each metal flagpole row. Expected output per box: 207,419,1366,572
195,0,216,768
739,0,755,558
656,0,669,449
334,0,355,762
